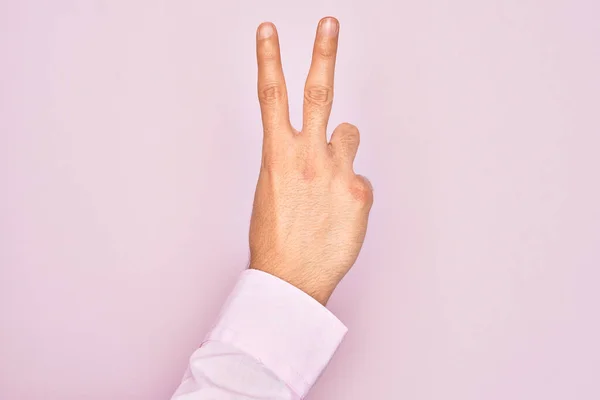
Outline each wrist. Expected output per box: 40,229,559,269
250,264,335,305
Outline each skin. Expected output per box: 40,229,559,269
250,17,373,305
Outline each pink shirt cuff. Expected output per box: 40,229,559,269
205,269,348,398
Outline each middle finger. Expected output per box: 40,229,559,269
302,17,339,142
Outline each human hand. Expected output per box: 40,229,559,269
249,17,373,305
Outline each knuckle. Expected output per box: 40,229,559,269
301,164,317,182
296,154,319,182
349,175,374,207
339,122,359,134
261,49,278,62
304,85,333,107
317,40,337,59
261,152,276,172
261,142,294,173
259,83,284,105
338,123,360,144
261,150,281,173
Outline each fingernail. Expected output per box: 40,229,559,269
319,17,338,37
258,23,274,39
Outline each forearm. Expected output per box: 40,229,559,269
170,270,347,399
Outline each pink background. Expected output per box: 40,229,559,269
1,1,599,399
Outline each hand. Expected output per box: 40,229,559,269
249,17,373,305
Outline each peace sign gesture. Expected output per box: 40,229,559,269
250,17,373,305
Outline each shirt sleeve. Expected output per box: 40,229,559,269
170,269,348,400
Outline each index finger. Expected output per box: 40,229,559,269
256,22,291,138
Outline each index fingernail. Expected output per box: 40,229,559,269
319,17,338,37
258,23,274,39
